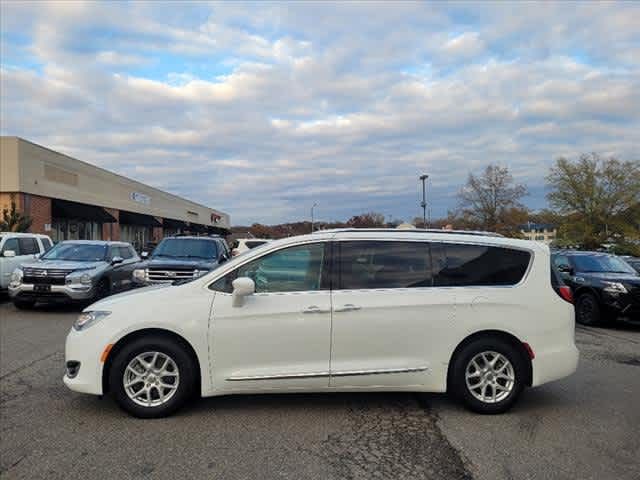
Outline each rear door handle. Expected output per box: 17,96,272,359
334,304,362,313
302,305,330,314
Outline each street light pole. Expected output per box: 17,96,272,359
419,174,429,229
311,203,318,233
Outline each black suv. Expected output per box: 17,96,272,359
133,235,230,285
552,251,640,325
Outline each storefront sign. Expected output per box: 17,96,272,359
130,192,151,206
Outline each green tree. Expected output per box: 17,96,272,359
0,201,32,232
546,153,640,250
455,164,528,236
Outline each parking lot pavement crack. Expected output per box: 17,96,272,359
0,351,61,381
301,394,473,480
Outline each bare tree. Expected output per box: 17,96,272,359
456,164,528,233
546,153,640,250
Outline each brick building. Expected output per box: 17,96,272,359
1,137,230,251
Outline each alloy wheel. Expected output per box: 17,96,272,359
465,351,515,404
123,351,180,407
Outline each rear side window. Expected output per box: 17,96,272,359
18,237,39,255
431,243,531,287
338,241,432,289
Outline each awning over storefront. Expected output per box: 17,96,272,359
119,210,162,227
162,217,188,229
51,198,116,223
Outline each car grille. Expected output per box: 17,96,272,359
146,268,197,283
22,267,71,285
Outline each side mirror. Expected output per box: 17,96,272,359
141,251,149,259
558,264,573,275
111,256,124,265
3,250,16,258
232,277,255,307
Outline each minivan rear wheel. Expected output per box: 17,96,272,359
109,335,195,418
450,337,526,414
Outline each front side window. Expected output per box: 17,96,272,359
41,243,107,262
41,237,53,252
1,238,20,255
211,243,326,293
338,241,432,289
432,243,531,287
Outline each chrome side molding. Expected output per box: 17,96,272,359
227,365,429,381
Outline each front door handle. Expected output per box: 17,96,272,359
302,305,330,314
334,304,362,313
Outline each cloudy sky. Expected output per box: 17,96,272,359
1,1,638,225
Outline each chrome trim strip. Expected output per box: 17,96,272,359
226,366,429,381
331,366,429,377
227,371,329,381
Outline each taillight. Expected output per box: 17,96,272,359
557,286,573,304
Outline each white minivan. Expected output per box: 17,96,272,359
64,229,578,418
0,232,54,291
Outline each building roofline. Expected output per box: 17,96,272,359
4,136,225,218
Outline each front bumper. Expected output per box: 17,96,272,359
602,290,640,320
63,325,106,395
9,282,96,302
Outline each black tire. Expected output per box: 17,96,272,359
13,298,36,310
575,292,601,326
449,337,527,414
109,335,196,418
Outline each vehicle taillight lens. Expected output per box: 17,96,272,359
558,286,573,304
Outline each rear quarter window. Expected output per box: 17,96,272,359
432,243,531,287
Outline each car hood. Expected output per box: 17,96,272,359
143,257,218,270
580,272,640,284
21,259,106,271
89,283,171,310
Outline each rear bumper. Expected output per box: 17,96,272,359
531,343,579,387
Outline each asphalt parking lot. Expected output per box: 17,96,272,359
1,299,639,480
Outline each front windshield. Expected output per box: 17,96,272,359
152,239,218,260
41,243,107,262
572,255,637,274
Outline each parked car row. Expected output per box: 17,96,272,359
552,250,640,325
1,232,231,307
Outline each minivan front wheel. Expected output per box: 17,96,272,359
109,336,195,418
450,337,526,414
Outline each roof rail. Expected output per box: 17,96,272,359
316,228,503,238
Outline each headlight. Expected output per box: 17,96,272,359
80,273,92,285
193,269,209,278
602,281,627,294
9,268,23,286
133,269,146,282
73,311,111,331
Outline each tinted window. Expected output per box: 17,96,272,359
246,241,268,249
119,246,133,259
42,243,107,262
211,243,326,293
432,243,530,286
18,237,39,255
338,241,432,289
570,254,636,275
1,238,20,255
41,237,53,252
153,238,217,259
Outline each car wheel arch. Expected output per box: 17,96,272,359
574,286,601,303
446,329,533,391
102,328,201,396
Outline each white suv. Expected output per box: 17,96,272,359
64,229,578,418
0,232,53,291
